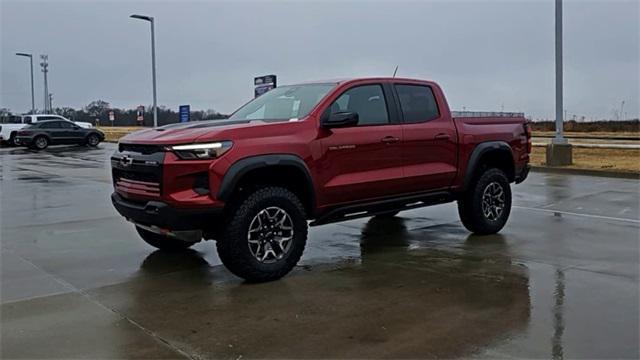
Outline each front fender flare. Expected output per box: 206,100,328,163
217,154,316,209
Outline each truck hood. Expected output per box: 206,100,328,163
120,119,287,145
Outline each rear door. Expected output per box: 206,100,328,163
393,83,457,192
318,83,404,205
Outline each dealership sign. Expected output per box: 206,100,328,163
179,105,190,123
254,75,277,98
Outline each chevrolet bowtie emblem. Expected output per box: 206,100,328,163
120,155,133,167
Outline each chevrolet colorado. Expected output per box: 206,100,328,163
111,77,530,282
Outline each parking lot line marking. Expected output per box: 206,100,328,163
514,206,640,224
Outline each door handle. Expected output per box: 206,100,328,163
434,133,451,140
381,136,400,144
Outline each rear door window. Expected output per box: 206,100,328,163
395,84,440,123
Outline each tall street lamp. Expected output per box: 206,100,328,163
130,14,158,127
15,52,35,114
546,0,572,166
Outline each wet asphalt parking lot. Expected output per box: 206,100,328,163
1,143,638,359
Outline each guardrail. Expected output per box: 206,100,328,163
452,111,525,118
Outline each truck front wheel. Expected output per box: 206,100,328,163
217,186,308,282
458,168,512,235
136,226,195,251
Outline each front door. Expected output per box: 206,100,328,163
318,83,404,206
58,121,83,143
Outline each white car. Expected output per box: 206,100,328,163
0,114,93,146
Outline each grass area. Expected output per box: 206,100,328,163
98,126,148,142
531,146,640,173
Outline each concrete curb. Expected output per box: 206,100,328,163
531,166,640,179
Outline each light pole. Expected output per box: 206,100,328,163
40,55,50,113
546,0,572,166
553,0,566,144
130,14,158,127
16,53,35,114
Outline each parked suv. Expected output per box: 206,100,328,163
17,119,104,150
0,114,93,146
111,77,530,282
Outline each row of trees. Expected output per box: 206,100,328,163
1,100,229,127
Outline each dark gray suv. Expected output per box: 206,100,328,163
16,119,105,150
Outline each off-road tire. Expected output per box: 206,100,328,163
458,168,512,235
86,133,100,147
136,226,195,251
217,186,308,282
32,136,49,150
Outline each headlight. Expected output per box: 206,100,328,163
168,141,233,160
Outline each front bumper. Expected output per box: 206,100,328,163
16,137,32,145
111,192,222,231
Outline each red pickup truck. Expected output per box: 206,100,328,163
111,77,530,282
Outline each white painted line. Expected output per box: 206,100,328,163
514,205,640,224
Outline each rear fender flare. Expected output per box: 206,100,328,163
463,141,513,190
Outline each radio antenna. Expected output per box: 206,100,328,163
392,65,399,78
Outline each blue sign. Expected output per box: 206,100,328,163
179,105,190,123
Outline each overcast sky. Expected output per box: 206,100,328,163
1,0,638,120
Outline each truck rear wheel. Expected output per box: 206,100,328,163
458,168,512,235
217,186,308,282
136,226,195,251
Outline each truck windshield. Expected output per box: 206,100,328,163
229,83,335,121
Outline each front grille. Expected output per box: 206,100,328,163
113,168,161,198
119,143,163,155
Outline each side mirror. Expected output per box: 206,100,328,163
322,111,359,128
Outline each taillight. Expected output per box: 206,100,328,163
524,123,532,153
